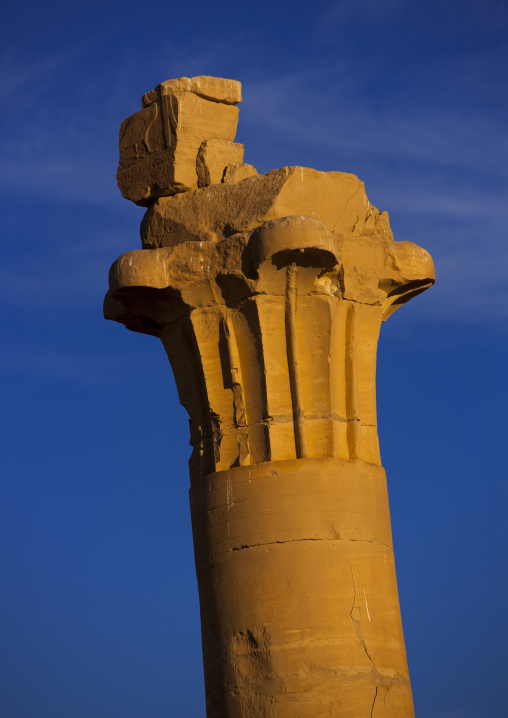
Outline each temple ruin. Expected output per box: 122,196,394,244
104,75,434,717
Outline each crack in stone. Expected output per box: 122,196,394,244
349,563,356,617
231,537,325,551
194,507,390,552
332,187,363,230
349,562,376,668
371,686,378,717
197,411,351,440
206,535,390,552
346,537,389,547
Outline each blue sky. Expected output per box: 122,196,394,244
1,1,506,716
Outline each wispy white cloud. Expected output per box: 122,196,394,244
317,0,405,26
316,0,508,40
1,25,504,330
0,33,236,206
0,45,80,98
239,64,507,327
0,227,139,310
0,347,125,385
242,71,505,178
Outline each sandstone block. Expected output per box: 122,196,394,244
222,163,258,184
142,75,242,108
197,140,244,187
140,166,391,248
117,87,240,205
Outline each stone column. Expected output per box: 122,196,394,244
105,76,434,718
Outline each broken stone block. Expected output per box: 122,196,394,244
223,163,258,184
117,79,240,205
141,75,242,108
196,139,244,187
140,166,391,248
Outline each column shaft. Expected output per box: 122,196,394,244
191,458,413,718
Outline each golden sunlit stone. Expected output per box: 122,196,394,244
106,75,435,717
117,78,241,205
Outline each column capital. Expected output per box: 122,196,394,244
105,174,434,478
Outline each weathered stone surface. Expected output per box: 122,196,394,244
142,75,242,108
197,140,244,187
140,166,391,248
192,459,413,717
118,85,240,205
106,212,433,471
106,75,435,718
222,162,258,183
